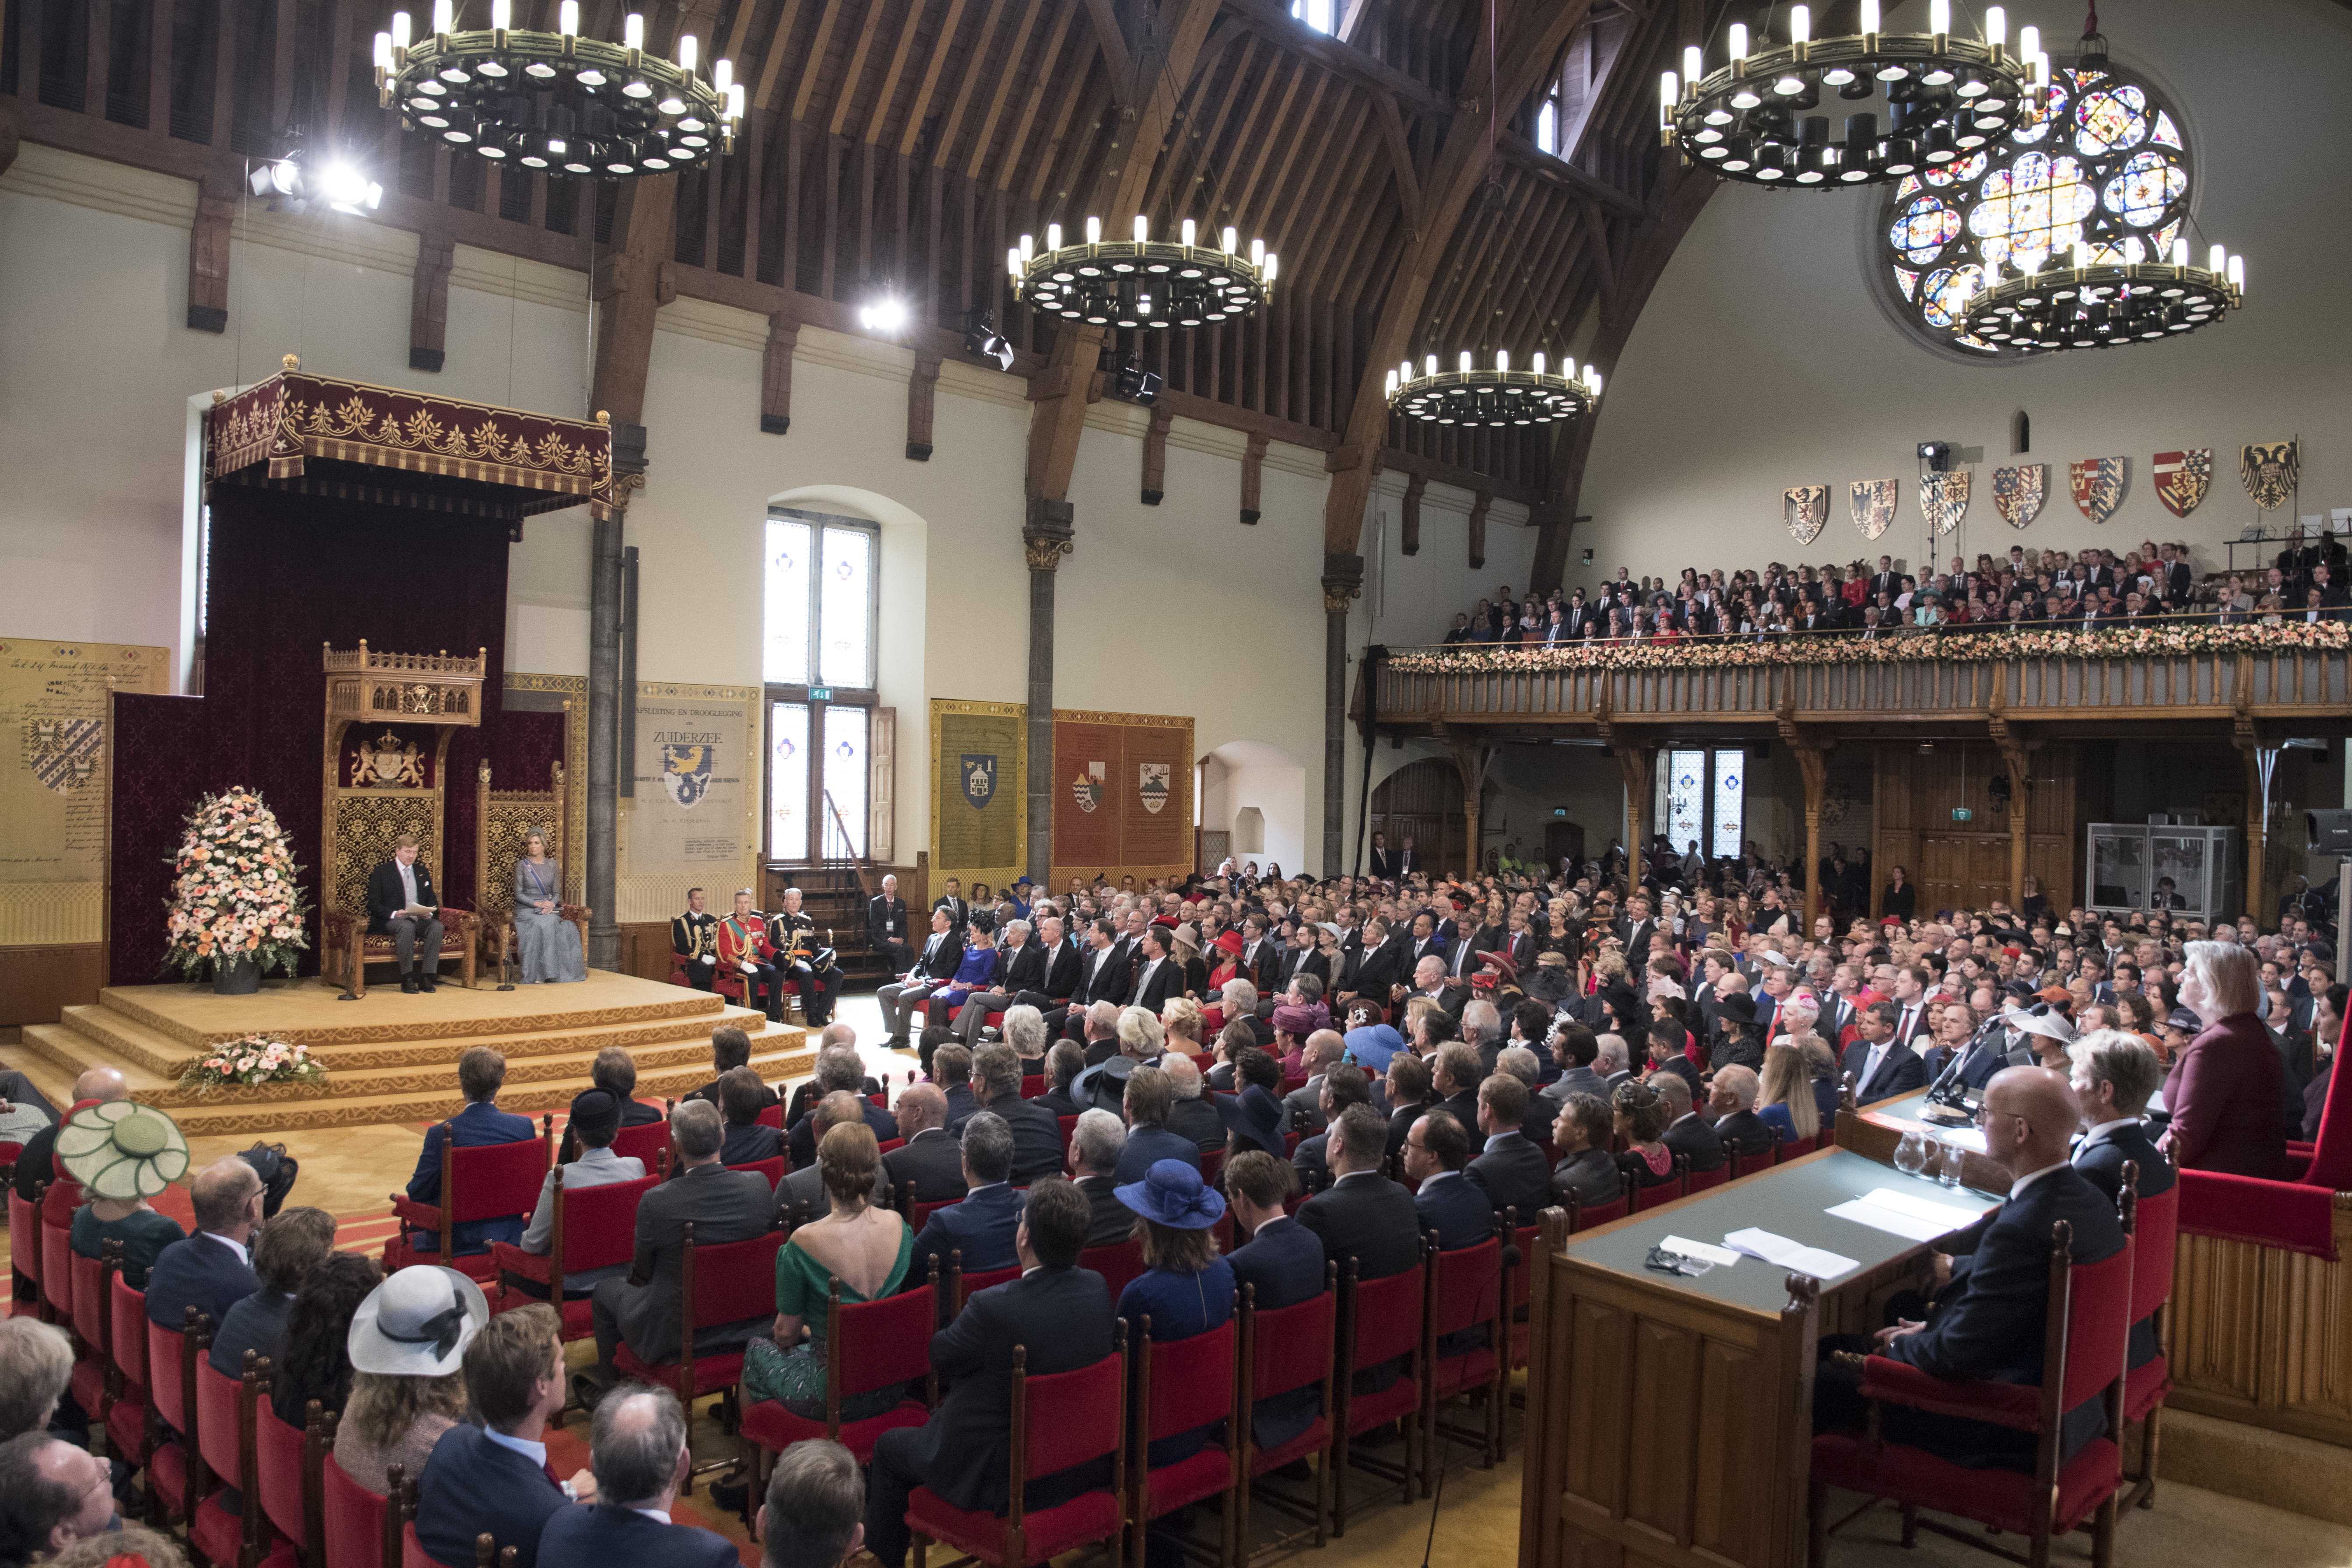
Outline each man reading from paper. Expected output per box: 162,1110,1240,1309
367,833,445,994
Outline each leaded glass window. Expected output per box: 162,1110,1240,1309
763,507,881,862
1652,749,1746,864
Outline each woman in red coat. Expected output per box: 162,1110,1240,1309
2162,940,2289,1178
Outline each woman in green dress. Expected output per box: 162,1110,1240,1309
739,1119,914,1419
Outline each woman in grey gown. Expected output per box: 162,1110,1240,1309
513,828,586,982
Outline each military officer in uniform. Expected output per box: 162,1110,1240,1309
672,887,720,990
718,888,785,1021
769,886,842,1026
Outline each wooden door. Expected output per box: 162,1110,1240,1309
1543,820,1586,870
1369,759,1464,874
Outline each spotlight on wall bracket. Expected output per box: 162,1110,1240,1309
1917,440,1956,472
1111,354,1161,407
963,309,1015,372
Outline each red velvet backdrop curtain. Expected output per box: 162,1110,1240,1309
108,484,517,983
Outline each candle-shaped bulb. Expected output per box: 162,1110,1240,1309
1791,6,1810,44
2123,236,2144,264
558,1,577,35
1984,6,2004,47
1860,0,1878,32
1007,246,1021,278
431,0,453,36
1660,70,1678,110
1400,359,1413,384
1250,237,1265,267
2071,239,2087,270
392,10,412,48
1425,354,1438,377
1046,222,1062,250
2170,238,2187,267
492,0,512,30
2208,242,2226,274
1930,0,1950,34
1729,22,1748,59
727,82,745,120
1588,369,1603,395
2227,253,2243,291
1531,351,1546,375
1459,351,1474,373
2032,49,2048,85
1221,225,1237,253
1133,214,1148,243
1181,217,1196,247
1085,215,1102,243
1385,370,1399,399
1684,45,1703,85
1495,349,1509,372
1019,232,1035,261
2018,24,2038,59
1264,252,1277,281
678,33,696,71
374,30,393,67
714,57,732,91
625,12,645,50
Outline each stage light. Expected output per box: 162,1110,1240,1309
859,294,908,333
1112,354,1161,406
319,161,383,214
964,309,1016,372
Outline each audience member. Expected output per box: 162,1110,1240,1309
270,1252,380,1427
336,1265,487,1493
60,1101,190,1289
1220,1152,1326,1453
2164,940,2289,1176
0,1319,72,1442
510,1089,649,1301
0,1430,117,1565
209,1205,336,1376
1467,1073,1552,1220
1068,1110,1136,1247
404,1048,537,1256
881,1084,965,1209
1162,1054,1223,1151
1756,1045,1822,1145
1403,1110,1488,1249
536,1386,736,1567
1547,1093,1623,1210
684,1027,779,1114
1704,1065,1774,1158
1036,1042,1088,1118
413,1303,590,1568
971,1043,1064,1183
720,1068,786,1166
759,1438,866,1568
1115,1066,1201,1182
145,1156,264,1330
1298,1104,1421,1393
909,1111,1022,1275
556,1047,667,1162
1611,1080,1680,1196
43,1521,186,1568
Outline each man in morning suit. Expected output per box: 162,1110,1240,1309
1467,1075,1554,1221
910,1112,1025,1275
1113,1066,1202,1182
670,887,720,991
949,919,1050,1047
1403,1110,1492,1249
878,908,960,1045
1222,1151,1329,1450
537,1386,735,1568
1842,1000,1930,1103
971,1044,1065,1184
366,831,444,993
1068,1111,1137,1247
864,1179,1114,1568
1655,1073,1726,1174
867,874,913,975
1815,1067,2126,1471
1010,913,1085,1020
1127,926,1183,1014
786,1049,892,1169
1058,919,1134,1042
145,1156,264,1331
1299,1104,1423,1393
403,1048,539,1257
1703,1065,1776,1159
415,1304,590,1568
882,1085,968,1211
580,1101,774,1407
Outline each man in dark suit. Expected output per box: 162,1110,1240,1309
1163,1056,1225,1151
1300,1104,1424,1393
778,1093,894,1223
1343,918,1408,1004
401,1047,540,1257
366,832,445,993
1816,1068,2127,1470
1702,1065,1775,1159
868,874,913,975
910,1112,1024,1275
1222,1151,1328,1449
1654,1074,1725,1174
1291,1065,1376,1193
1058,920,1133,1041
1113,1066,1203,1182
415,1304,587,1568
537,1386,736,1567
1467,1076,1554,1220
1242,915,1283,994
1367,832,1398,880
208,1205,334,1377
1430,1043,1484,1133
1842,1000,1930,1102
971,1044,1064,1184
1036,1041,1088,1119
1540,1024,1608,1109
1067,1109,1136,1247
581,1101,774,1407
1011,913,1085,1019
1403,1110,1491,1249
1615,895,1658,959
880,908,961,1046
146,1155,264,1331
933,878,970,936
950,919,1050,1047
864,1180,1114,1568
1408,912,1447,969
786,1048,893,1168
1128,926,1183,1015
883,1085,967,1211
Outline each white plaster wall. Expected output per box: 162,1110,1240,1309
1573,0,2352,590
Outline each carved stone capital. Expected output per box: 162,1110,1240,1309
1023,495,1076,573
1320,551,1365,616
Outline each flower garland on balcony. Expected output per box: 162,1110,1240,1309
1386,619,2352,674
162,787,313,981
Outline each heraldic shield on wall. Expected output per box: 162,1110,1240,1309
961,753,998,809
660,742,713,808
1922,470,1972,536
2071,457,2127,525
2153,450,2212,519
1784,486,1828,544
1071,759,1104,814
1994,464,2046,529
2242,441,2300,510
1850,479,1899,540
1138,761,1171,814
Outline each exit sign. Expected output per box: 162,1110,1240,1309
1952,807,1973,822
809,688,832,700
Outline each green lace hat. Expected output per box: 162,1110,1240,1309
55,1101,192,1200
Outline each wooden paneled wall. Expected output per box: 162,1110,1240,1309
1870,742,2105,917
1369,757,1466,877
0,944,105,1027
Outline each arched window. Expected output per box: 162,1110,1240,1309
1879,49,2191,355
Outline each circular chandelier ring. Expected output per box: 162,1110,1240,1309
1387,367,1597,431
1954,258,2242,352
1013,237,1274,330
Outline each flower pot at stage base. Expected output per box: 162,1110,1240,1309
213,955,261,996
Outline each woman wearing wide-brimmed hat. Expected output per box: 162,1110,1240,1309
1113,1159,1233,1476
333,1265,488,1492
58,1101,191,1289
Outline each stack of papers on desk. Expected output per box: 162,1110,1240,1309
1723,1228,1860,1282
1825,1187,1990,1244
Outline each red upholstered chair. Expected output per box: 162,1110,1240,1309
756,1103,785,1129
385,1124,552,1281
1496,1208,1551,1444
1019,1075,1046,1100
905,1330,1129,1568
671,949,750,1008
903,1191,960,1233
321,1443,402,1568
1806,1217,2135,1568
1421,1235,1506,1483
1231,1266,1337,1553
610,1221,786,1438
67,1245,113,1419
146,1307,206,1526
488,1172,657,1340
1776,1132,1822,1161
8,1185,46,1322
109,1268,157,1469
1078,1238,1147,1307
1684,1159,1730,1196
739,1265,943,1513
2121,1180,2180,1510
1127,1314,1239,1568
403,1516,512,1568
949,1252,1022,1315
254,1382,328,1568
190,1332,263,1568
609,1117,673,1170
730,1155,789,1190
1057,1115,1079,1155
40,1214,74,1329
1331,1254,1427,1534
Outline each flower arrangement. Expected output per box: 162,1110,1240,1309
1386,618,2352,675
162,786,313,980
175,1034,327,1093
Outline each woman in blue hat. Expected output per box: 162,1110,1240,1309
1113,1158,1234,1470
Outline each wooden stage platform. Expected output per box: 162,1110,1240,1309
0,972,811,1136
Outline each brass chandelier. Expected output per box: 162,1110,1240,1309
1009,217,1275,330
1955,239,2243,352
376,2,741,177
1386,351,1598,429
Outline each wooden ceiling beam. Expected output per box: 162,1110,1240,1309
1227,66,1316,231
1079,0,1134,105
994,0,1081,186
962,0,1049,173
751,0,810,109
1491,129,1645,216
828,0,898,136
861,0,933,142
1277,93,1373,291
1148,33,1253,221
790,0,850,121
1220,0,1452,121
894,0,976,154
933,0,1017,169
1372,92,1423,239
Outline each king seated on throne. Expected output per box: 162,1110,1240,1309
366,832,444,994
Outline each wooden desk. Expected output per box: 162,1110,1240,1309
1516,1147,2000,1568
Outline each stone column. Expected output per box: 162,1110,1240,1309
1023,498,1074,885
1320,553,1363,878
586,424,645,974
